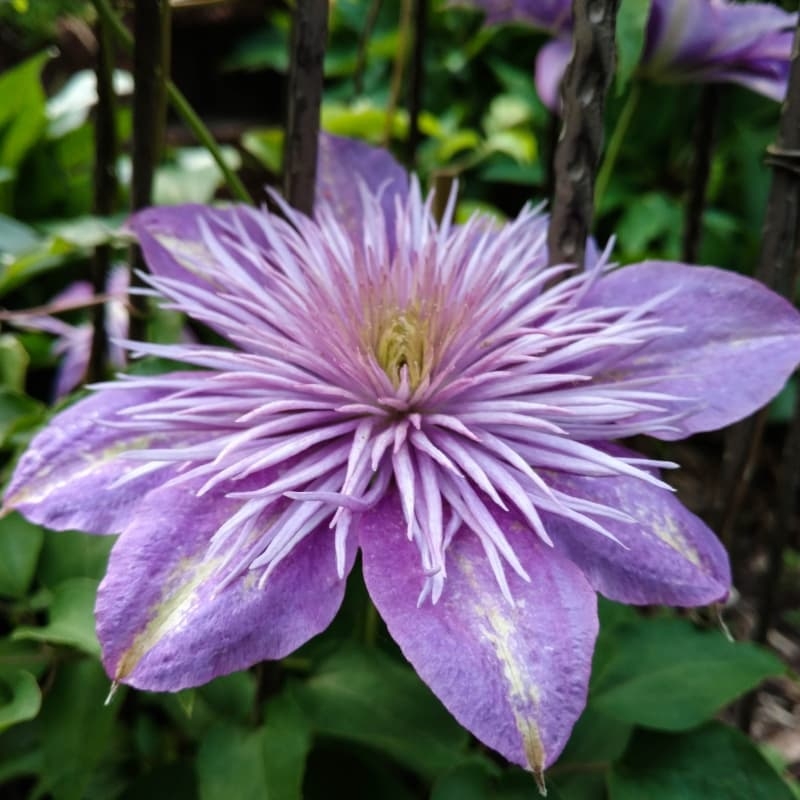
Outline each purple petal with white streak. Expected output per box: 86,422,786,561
583,262,800,439
359,492,598,775
2,378,201,533
543,450,730,606
97,475,354,690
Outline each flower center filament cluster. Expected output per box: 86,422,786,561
373,305,430,391
111,181,686,606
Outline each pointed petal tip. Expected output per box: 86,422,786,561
104,680,120,706
714,604,734,643
533,768,547,797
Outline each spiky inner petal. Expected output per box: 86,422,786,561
112,185,687,601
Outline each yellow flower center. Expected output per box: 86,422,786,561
374,307,430,389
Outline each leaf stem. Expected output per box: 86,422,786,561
594,81,640,212
92,0,253,204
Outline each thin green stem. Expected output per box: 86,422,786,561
594,81,641,212
92,0,253,204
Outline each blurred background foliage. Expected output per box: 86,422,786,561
0,0,798,798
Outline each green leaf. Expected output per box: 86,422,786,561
37,528,114,585
615,191,682,257
483,130,536,163
261,690,313,800
40,214,124,248
0,639,49,679
322,102,409,143
609,723,795,800
0,214,40,255
591,617,783,730
0,239,80,296
615,0,651,93
151,147,242,205
0,334,30,392
0,670,41,732
119,761,198,800
431,764,493,800
556,704,633,765
197,724,268,800
0,389,45,446
198,671,256,725
483,95,533,135
13,577,100,656
0,512,44,598
38,659,118,800
241,128,284,174
291,643,472,778
0,50,50,168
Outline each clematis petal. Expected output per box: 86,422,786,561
544,455,730,606
359,493,598,777
52,324,92,399
535,37,572,111
97,477,355,691
2,379,199,534
584,262,800,438
128,204,278,298
315,132,409,246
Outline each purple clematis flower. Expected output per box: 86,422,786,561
468,0,797,110
5,134,800,780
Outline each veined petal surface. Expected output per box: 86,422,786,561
97,475,356,691
544,454,730,606
584,261,800,439
359,494,598,777
315,132,409,251
3,380,200,533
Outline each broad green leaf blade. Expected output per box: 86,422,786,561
291,643,472,778
0,50,50,168
556,705,633,765
197,724,268,800
591,617,783,730
615,0,651,93
197,672,256,725
0,670,41,732
0,389,45,446
431,764,493,800
38,659,118,800
0,335,30,392
0,512,43,598
609,723,795,800
261,690,312,800
0,214,40,255
37,529,114,585
13,577,100,656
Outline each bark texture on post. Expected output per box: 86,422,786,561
547,0,621,268
405,0,428,167
682,85,719,263
131,0,165,213
89,17,118,382
284,0,329,215
727,22,800,732
716,24,800,553
130,0,169,339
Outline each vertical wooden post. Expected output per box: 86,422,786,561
284,0,329,215
89,14,118,382
547,0,621,268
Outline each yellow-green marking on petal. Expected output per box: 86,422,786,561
115,556,222,681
